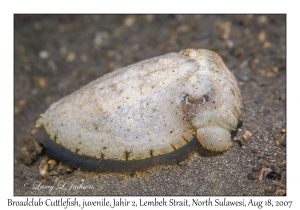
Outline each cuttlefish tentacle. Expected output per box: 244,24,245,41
196,126,232,152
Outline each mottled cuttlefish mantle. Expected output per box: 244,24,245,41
34,48,242,170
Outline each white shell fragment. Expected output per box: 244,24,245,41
36,49,242,161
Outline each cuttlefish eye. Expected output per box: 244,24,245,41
185,95,205,105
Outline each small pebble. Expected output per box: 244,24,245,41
239,60,248,69
257,15,268,25
242,134,248,141
108,50,117,57
222,33,229,40
16,45,26,54
39,157,49,177
263,42,271,48
272,67,279,73
81,54,88,62
258,31,266,42
36,77,47,88
252,166,261,172
132,44,140,52
124,16,136,27
226,40,234,48
215,21,231,33
244,28,250,35
48,159,57,168
66,52,76,63
18,99,27,106
14,107,22,114
60,46,68,54
176,25,190,33
253,58,260,64
39,50,49,59
281,128,286,133
94,31,110,48
259,69,274,77
242,130,252,141
145,15,154,22
48,60,58,71
49,170,59,176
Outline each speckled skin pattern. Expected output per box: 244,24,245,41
36,49,242,161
